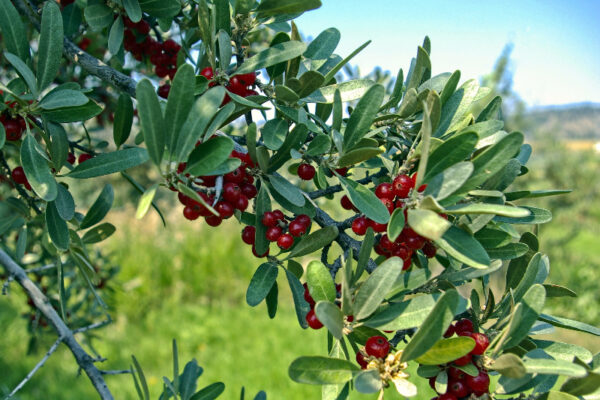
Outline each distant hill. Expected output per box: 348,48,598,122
522,103,600,140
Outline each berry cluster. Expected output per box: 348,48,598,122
0,112,26,142
355,335,391,368
200,67,258,105
177,150,256,227
429,319,491,399
343,173,438,270
242,211,312,258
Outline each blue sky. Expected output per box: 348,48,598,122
295,0,600,107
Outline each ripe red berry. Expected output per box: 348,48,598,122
438,393,458,400
277,233,294,250
470,333,490,355
183,205,200,220
403,257,412,270
453,353,472,366
215,201,234,219
306,309,323,329
392,243,411,261
266,226,283,242
392,174,414,198
423,241,437,258
205,215,222,227
375,182,394,199
67,153,76,165
444,324,456,338
368,219,387,233
449,380,470,398
365,336,390,359
200,66,214,80
252,245,269,258
466,370,490,394
352,216,368,235
78,153,93,164
273,209,285,221
379,235,394,251
3,119,23,141
289,220,307,237
227,76,246,95
224,166,245,183
241,183,258,199
297,163,316,180
11,166,28,185
406,234,426,250
237,72,257,86
303,283,315,306
356,352,368,369
261,211,278,227
455,318,474,335
241,226,256,245
158,84,171,99
340,195,354,210
334,167,348,176
381,197,395,214
234,194,249,211
222,182,241,203
295,214,311,227
162,39,180,53
448,366,466,380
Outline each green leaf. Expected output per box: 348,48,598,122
353,228,374,285
0,124,5,149
406,46,431,91
68,148,149,179
275,84,299,103
306,260,336,303
191,382,225,400
490,353,527,378
235,41,307,75
123,0,142,22
84,4,114,31
315,301,344,340
523,358,587,378
539,314,600,337
269,175,305,207
55,184,75,221
138,0,180,18
434,226,490,269
304,27,340,60
423,161,474,201
108,15,124,55
323,40,371,84
561,372,600,396
306,80,375,105
185,136,234,176
164,64,195,155
21,134,57,201
255,0,322,17
498,284,546,351
543,284,577,298
4,53,37,97
38,89,88,110
46,201,69,251
306,134,331,156
45,120,68,171
442,259,503,283
82,223,116,244
446,203,531,218
401,289,460,362
387,208,405,242
288,356,358,385
285,268,311,329
338,176,389,224
218,30,232,71
246,263,278,307
533,340,592,363
37,1,63,91
342,84,384,151
254,185,271,255
265,281,278,319
434,79,481,137
354,369,382,394
416,336,476,365
261,118,288,150
494,206,552,225
505,189,572,201
41,100,103,122
407,208,451,241
0,0,29,61
135,184,158,220
486,243,529,260
353,257,403,320
337,147,383,168
113,93,134,147
288,226,338,258
136,79,165,165
363,294,439,331
80,184,114,229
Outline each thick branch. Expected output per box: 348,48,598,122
0,250,114,400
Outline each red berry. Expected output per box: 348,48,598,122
295,214,311,227
392,243,411,261
448,366,466,380
277,233,294,250
162,39,180,53
334,167,348,176
273,209,285,221
429,377,437,391
237,72,257,86
352,216,368,235
266,226,283,242
234,194,249,211
241,226,256,245
205,215,222,227
448,380,469,398
224,166,245,183
11,166,28,185
455,318,474,335
200,66,214,80
453,353,472,366
356,352,368,369
470,333,489,355
67,153,76,164
438,393,458,400
392,174,414,198
340,195,354,210
381,197,395,214
158,84,171,99
444,324,456,338
227,76,246,95
261,211,278,227
375,182,394,199
289,220,307,237
303,283,315,306
3,119,23,141
423,242,437,258
403,257,412,270
368,219,387,233
134,20,150,35
215,201,234,219
183,205,200,220
78,153,93,164
297,163,316,180
466,370,490,393
178,192,192,206
406,234,426,250
222,182,241,203
241,183,258,199
252,244,269,258
365,336,390,359
306,309,323,329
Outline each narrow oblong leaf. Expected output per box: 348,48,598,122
246,263,278,307
288,356,358,385
55,184,75,221
165,64,195,155
490,353,527,378
269,175,305,207
342,84,384,151
190,382,225,400
314,301,344,339
407,208,451,241
136,79,165,165
285,269,311,329
108,15,124,55
4,53,37,97
80,184,114,229
363,294,439,331
82,223,116,244
46,201,70,251
288,226,338,258
306,260,336,303
353,257,403,320
434,226,490,269
185,136,234,176
338,176,389,224
21,134,57,201
123,0,142,22
135,184,158,220
235,41,308,75
113,93,134,147
68,148,149,179
416,336,475,365
304,27,340,60
0,0,29,61
256,0,322,17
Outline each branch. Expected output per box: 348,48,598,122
308,169,387,199
0,250,115,400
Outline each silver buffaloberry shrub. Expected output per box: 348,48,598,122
0,0,597,399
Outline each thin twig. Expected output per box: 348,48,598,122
25,264,56,274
